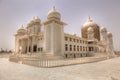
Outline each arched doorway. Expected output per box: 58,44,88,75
25,46,27,53
33,45,37,52
65,54,67,58
29,46,31,52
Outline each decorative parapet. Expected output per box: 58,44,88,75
9,54,107,68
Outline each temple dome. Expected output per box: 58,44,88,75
47,7,61,20
107,32,112,37
81,16,100,41
17,26,26,34
101,27,107,32
27,17,41,27
27,18,35,26
34,16,41,22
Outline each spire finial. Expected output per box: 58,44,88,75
88,16,91,20
53,6,56,10
53,6,55,9
87,15,92,22
21,25,24,28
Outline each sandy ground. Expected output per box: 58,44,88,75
0,56,120,80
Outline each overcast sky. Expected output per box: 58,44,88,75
0,0,120,51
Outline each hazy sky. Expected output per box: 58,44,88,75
0,0,120,51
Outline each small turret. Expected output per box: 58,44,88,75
100,27,107,45
17,25,26,34
101,27,107,32
27,16,41,34
47,7,61,21
106,32,115,57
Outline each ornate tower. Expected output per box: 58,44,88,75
81,16,100,41
100,27,107,44
100,27,107,52
106,32,115,56
26,17,41,53
43,7,67,56
27,17,41,34
15,26,27,53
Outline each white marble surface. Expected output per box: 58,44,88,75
0,57,120,80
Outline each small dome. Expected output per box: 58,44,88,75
27,18,35,26
17,25,26,34
34,16,41,22
27,17,41,26
107,32,112,37
101,27,107,32
30,19,35,24
27,22,31,26
87,27,94,32
47,7,61,20
83,16,98,27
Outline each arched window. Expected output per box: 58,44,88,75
80,46,82,51
74,45,76,51
65,37,68,41
80,40,82,43
77,39,79,43
69,38,72,41
73,39,75,42
33,45,37,52
65,54,67,58
70,45,72,51
29,46,31,52
65,44,68,51
83,47,85,51
41,48,43,52
77,46,79,51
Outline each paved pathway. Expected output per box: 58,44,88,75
0,57,120,80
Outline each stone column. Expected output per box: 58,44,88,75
67,44,69,54
19,40,22,54
21,40,24,53
51,22,55,54
36,39,38,53
15,37,19,53
27,37,29,53
31,37,33,53
61,25,65,56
